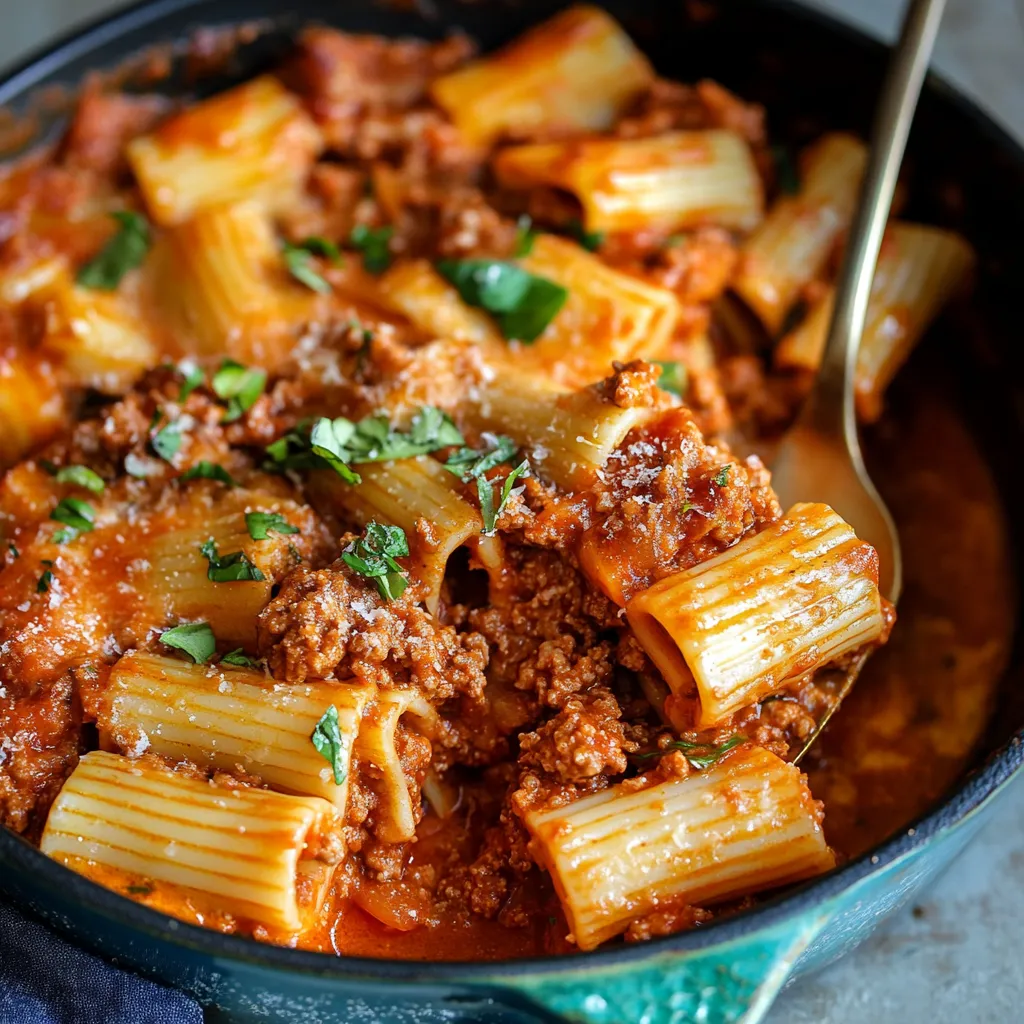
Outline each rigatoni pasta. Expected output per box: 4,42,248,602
8,2,991,965
776,222,975,420
101,652,374,810
494,131,764,234
127,76,323,225
525,744,835,950
627,503,887,728
41,751,340,932
733,133,868,334
430,5,653,145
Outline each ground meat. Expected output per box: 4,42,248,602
624,899,714,942
514,636,615,709
60,78,167,175
258,562,489,702
0,673,79,835
568,405,781,603
518,687,634,783
593,359,663,410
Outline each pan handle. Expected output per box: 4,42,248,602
497,912,827,1024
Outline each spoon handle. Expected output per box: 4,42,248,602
805,0,947,435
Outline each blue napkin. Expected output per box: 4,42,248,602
0,902,202,1024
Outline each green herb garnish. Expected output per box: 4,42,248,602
159,622,217,664
341,521,409,601
200,539,266,583
436,259,568,343
444,434,519,480
181,461,235,486
311,705,348,785
211,359,267,423
48,464,105,494
633,735,744,770
514,215,538,257
655,360,688,397
284,237,342,294
76,210,150,290
126,884,153,896
150,417,184,463
349,224,394,274
245,511,299,541
50,497,96,539
478,459,529,535
714,465,731,487
177,363,205,402
566,217,605,253
221,648,260,668
37,560,54,594
7,542,19,559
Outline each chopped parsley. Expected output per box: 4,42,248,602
514,215,538,257
37,560,54,594
566,217,605,253
159,622,217,664
349,224,394,274
177,362,205,402
477,460,529,536
272,406,464,484
150,417,184,463
50,497,96,541
655,360,688,397
211,359,267,423
199,539,266,583
181,461,235,486
245,511,299,541
311,705,348,785
76,210,150,290
633,735,744,771
45,464,105,494
341,521,409,601
436,258,568,343
7,542,19,560
221,648,260,668
126,884,153,896
714,465,731,487
284,237,342,294
444,434,519,480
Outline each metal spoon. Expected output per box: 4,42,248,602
770,0,947,760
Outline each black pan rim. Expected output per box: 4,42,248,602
1,0,1023,983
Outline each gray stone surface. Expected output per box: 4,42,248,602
1,2,1022,1022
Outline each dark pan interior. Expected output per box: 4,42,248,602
1,0,1023,977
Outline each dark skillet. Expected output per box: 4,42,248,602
0,2,1022,1022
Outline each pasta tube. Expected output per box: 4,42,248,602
40,273,157,393
102,651,374,810
430,6,653,145
41,751,340,932
494,131,764,234
0,352,65,467
307,457,482,614
356,689,441,844
525,744,834,950
733,133,868,333
143,490,304,647
159,199,314,365
463,372,651,490
127,76,323,225
776,222,975,421
626,503,886,728
516,235,682,386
